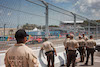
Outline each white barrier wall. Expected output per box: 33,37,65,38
0,39,99,67
0,53,5,67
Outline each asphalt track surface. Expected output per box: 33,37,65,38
0,38,64,51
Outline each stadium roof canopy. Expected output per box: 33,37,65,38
61,21,83,24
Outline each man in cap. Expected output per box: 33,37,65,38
66,34,79,67
4,29,38,67
84,35,96,65
63,34,70,54
41,38,57,67
82,34,88,41
78,35,86,62
82,34,88,57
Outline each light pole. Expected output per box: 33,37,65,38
17,24,19,29
26,0,49,38
4,24,6,41
88,20,90,37
40,0,49,38
71,12,76,37
96,22,98,39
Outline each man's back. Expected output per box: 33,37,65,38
83,36,88,41
67,39,79,50
86,39,96,48
78,39,86,47
5,44,38,67
63,38,70,47
42,41,54,52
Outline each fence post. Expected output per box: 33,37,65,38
45,5,49,38
96,23,98,39
88,20,90,37
4,24,6,41
71,12,76,38
40,0,49,38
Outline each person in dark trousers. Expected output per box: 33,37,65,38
78,35,86,62
82,34,88,41
41,38,57,67
84,35,96,65
63,34,70,54
82,34,88,57
66,34,79,67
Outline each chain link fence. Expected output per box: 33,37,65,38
0,0,100,51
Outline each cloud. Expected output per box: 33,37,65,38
7,12,12,16
88,0,100,4
91,9,96,13
73,0,100,19
0,10,3,14
74,1,80,6
48,0,100,19
51,0,68,3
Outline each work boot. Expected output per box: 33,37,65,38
79,61,83,62
84,63,88,66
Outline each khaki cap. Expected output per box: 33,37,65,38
70,34,74,37
79,35,82,38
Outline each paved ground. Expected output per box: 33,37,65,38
61,52,100,67
61,61,100,67
61,62,100,67
75,62,99,67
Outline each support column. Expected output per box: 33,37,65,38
4,24,6,41
74,14,76,37
45,6,49,38
96,23,98,39
40,0,49,38
71,12,76,37
88,20,90,37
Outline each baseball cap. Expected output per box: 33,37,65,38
66,34,70,37
79,35,82,38
15,29,29,39
44,38,48,41
70,34,74,37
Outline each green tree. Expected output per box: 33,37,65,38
22,23,37,30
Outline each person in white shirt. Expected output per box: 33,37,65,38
84,35,96,65
41,38,57,67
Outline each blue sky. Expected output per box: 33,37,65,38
0,0,100,28
45,0,100,20
45,0,77,10
52,0,100,19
